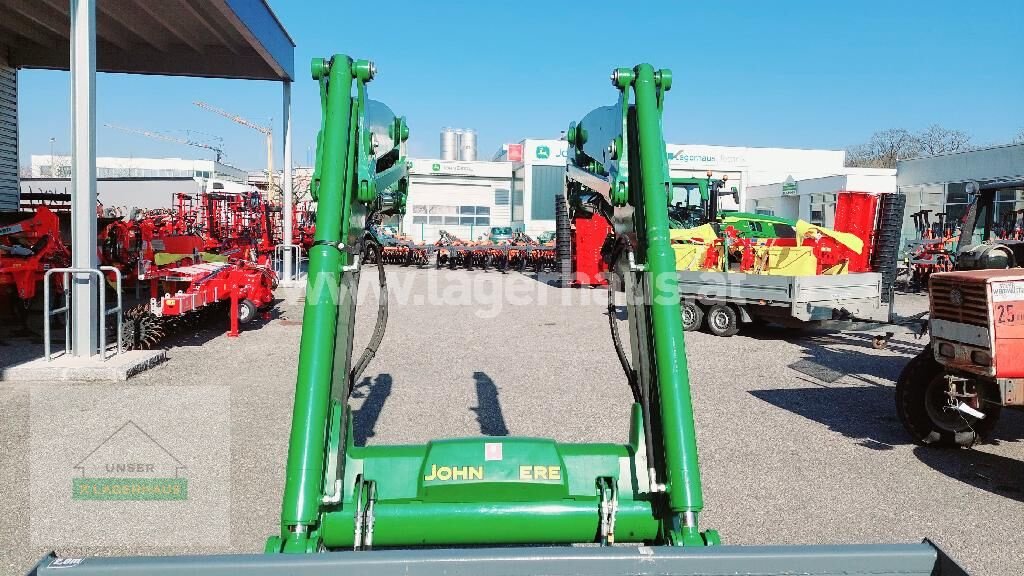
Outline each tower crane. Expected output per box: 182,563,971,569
193,101,276,200
105,124,225,162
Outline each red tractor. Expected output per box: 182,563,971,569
897,180,1024,446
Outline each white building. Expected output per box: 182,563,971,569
746,168,897,227
896,143,1024,241
401,159,513,242
30,155,248,183
501,139,850,236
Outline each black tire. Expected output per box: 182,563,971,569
895,348,1001,447
681,300,703,332
555,194,573,287
705,304,739,337
238,298,258,325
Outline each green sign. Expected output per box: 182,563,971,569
73,477,188,501
431,163,441,171
535,145,550,160
782,177,798,196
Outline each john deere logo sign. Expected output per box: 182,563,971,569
535,145,550,160
431,163,441,171
72,421,188,501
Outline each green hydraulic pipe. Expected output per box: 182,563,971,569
631,65,705,523
280,54,355,534
321,500,660,548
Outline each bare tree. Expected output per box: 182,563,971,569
914,124,972,156
1014,128,1024,145
846,125,974,168
846,128,921,168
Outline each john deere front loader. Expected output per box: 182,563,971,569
31,55,968,575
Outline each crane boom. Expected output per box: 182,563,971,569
105,123,224,162
194,100,277,200
192,101,272,134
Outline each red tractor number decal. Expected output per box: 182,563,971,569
996,303,1023,326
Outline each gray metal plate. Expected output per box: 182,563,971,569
365,99,397,158
30,542,966,576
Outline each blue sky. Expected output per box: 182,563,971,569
18,0,1024,170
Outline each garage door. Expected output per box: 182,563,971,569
0,59,17,211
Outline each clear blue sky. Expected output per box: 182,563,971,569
18,0,1024,171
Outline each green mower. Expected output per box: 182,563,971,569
31,55,968,576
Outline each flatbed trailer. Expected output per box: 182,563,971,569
676,270,900,337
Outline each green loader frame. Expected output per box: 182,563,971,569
31,55,967,576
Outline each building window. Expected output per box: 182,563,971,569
808,193,837,227
530,165,564,220
494,189,510,205
410,204,492,227
511,167,525,222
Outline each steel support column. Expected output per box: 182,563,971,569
70,0,98,357
282,81,294,280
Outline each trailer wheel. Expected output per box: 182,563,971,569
705,304,739,337
895,348,1001,447
238,298,258,325
681,301,703,332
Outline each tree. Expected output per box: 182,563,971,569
1014,128,1024,144
845,125,973,168
915,124,972,156
846,128,921,168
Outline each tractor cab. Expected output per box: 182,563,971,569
954,180,1024,270
667,173,732,229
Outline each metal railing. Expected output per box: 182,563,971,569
43,266,123,361
273,243,305,282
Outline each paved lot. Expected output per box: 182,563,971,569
2,267,1022,575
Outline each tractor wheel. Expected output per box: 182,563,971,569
705,304,739,337
895,348,1001,447
681,300,703,332
238,298,258,325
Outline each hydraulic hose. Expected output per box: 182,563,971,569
349,246,389,389
606,262,658,490
607,271,640,403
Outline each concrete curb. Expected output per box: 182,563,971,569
1,350,168,382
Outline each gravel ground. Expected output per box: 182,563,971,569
1,267,1022,575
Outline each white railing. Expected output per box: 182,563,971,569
43,266,123,361
273,243,305,282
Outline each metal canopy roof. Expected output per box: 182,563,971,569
0,0,294,81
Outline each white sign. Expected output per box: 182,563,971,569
665,144,750,167
992,281,1024,302
525,140,569,163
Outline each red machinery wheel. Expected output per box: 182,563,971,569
237,298,258,325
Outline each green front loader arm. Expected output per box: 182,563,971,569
565,64,707,545
272,54,409,554
271,58,717,553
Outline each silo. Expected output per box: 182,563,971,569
440,128,459,161
458,129,477,161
